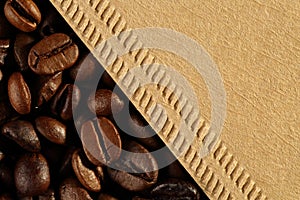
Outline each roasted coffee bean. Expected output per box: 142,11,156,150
69,53,99,82
0,70,3,81
81,117,122,166
128,109,161,150
14,33,36,72
107,141,158,192
0,193,13,200
28,33,79,75
8,72,31,114
34,72,62,107
72,149,103,192
0,39,10,66
37,188,55,200
0,162,14,191
1,120,41,152
166,160,187,179
0,151,4,161
98,193,118,200
58,147,76,177
4,0,41,32
35,116,66,145
59,178,93,200
51,84,81,120
100,71,116,89
88,89,124,116
150,178,200,200
14,153,50,196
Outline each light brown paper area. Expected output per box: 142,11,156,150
50,0,300,199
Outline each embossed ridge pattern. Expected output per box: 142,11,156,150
49,0,268,199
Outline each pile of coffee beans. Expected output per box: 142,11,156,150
0,0,209,199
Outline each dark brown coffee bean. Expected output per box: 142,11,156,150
107,141,158,192
35,116,66,145
14,153,50,196
71,149,103,192
58,147,76,177
98,193,118,200
0,162,14,191
0,150,4,161
14,33,36,72
0,70,3,81
35,72,63,107
150,178,200,200
69,53,99,82
37,188,55,200
59,178,93,200
1,120,41,152
28,33,79,75
4,0,41,32
51,84,80,121
88,89,124,116
167,160,188,179
128,110,161,150
100,71,116,89
8,72,31,114
0,193,13,200
81,117,122,166
0,39,10,67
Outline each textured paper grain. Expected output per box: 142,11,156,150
49,0,300,199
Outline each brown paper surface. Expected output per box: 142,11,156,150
49,0,300,199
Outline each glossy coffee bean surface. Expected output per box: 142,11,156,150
14,153,50,196
4,0,41,32
8,72,31,115
28,33,79,75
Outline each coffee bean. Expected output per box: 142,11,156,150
34,72,63,107
128,109,162,150
14,153,50,196
0,162,14,192
1,120,41,152
35,116,66,145
28,33,79,75
81,117,122,166
72,149,103,192
0,70,3,81
98,193,118,200
51,84,81,120
150,178,200,200
107,141,158,192
100,71,116,89
0,151,4,161
8,72,31,114
4,0,41,32
59,178,93,200
88,89,124,116
0,193,13,200
14,33,36,72
37,188,55,200
0,39,10,67
69,53,99,82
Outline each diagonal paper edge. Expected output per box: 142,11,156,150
49,0,270,199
